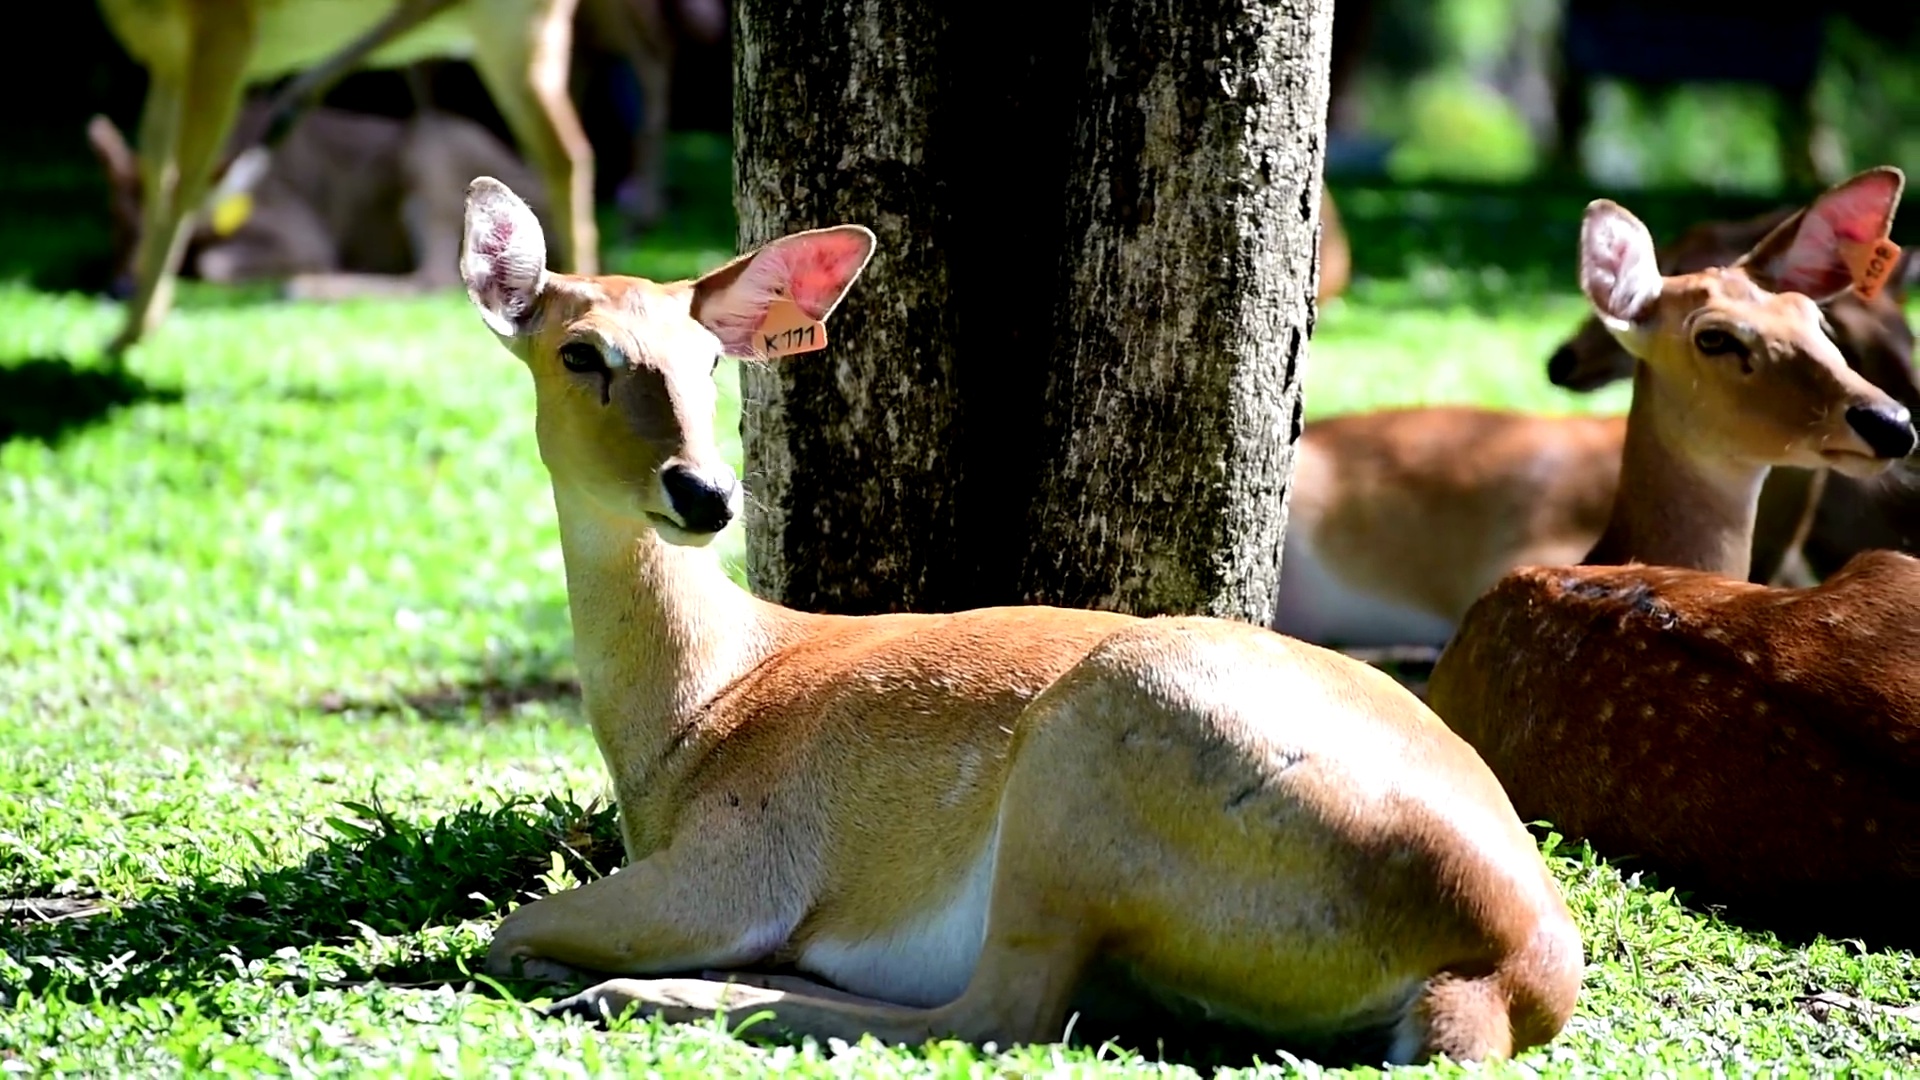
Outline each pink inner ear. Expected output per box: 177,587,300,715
700,230,872,354
1764,174,1901,297
779,232,873,319
1818,175,1900,244
1581,208,1660,322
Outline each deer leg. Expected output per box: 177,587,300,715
590,0,674,233
110,13,256,359
467,0,599,275
488,794,1093,1049
619,37,673,232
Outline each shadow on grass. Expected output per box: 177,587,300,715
0,355,182,447
307,642,581,723
312,674,580,723
0,783,1490,1071
3,794,624,1004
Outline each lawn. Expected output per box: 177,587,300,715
3,136,1918,1076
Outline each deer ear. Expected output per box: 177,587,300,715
461,176,549,337
86,114,138,190
690,225,875,358
1579,199,1663,330
1737,166,1905,303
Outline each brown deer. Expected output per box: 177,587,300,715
454,176,1582,1064
87,101,549,301
95,0,599,359
1547,205,1920,584
1426,168,1920,942
1273,207,1920,650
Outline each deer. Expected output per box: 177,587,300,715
453,176,1583,1064
576,0,726,232
1273,206,1920,651
1425,167,1920,942
95,0,600,359
1317,188,1351,304
87,100,550,302
1546,205,1920,585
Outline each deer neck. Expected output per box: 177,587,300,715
1585,363,1767,578
550,484,788,775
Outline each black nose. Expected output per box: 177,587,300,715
660,463,737,534
109,272,136,300
1846,402,1918,459
1546,346,1577,386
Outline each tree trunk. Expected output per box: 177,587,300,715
732,1,961,613
734,0,1330,624
1017,1,1330,620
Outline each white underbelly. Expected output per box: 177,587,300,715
796,837,998,1008
1274,525,1456,649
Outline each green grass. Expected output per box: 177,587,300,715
3,153,1917,1075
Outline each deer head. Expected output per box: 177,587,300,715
1579,167,1916,481
1547,206,1920,407
458,176,874,545
85,113,275,299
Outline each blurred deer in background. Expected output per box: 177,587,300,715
578,0,725,232
93,0,663,358
88,100,548,301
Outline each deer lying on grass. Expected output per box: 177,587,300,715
1273,207,1920,650
88,102,549,302
456,176,1582,1064
1547,205,1920,584
1427,168,1920,940
96,0,599,358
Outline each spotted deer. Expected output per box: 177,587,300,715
96,0,599,358
454,176,1582,1064
1426,168,1920,941
1274,207,1920,651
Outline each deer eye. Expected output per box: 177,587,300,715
559,342,607,374
1693,329,1744,357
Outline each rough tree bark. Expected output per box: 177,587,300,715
734,0,1331,623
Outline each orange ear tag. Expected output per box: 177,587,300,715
1842,236,1902,302
755,298,829,358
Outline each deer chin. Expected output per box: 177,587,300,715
1819,449,1899,479
646,511,723,548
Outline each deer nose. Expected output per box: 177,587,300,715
660,462,738,534
1546,346,1577,386
1846,402,1917,459
109,272,136,300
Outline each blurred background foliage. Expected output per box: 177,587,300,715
1341,0,1920,193
1,0,1916,306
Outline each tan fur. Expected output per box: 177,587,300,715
1277,408,1623,646
96,0,602,356
457,177,1582,1064
1428,169,1920,937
